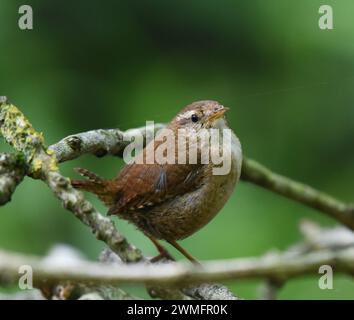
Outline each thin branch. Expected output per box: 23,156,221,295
257,220,354,300
99,248,193,300
1,246,353,288
1,221,352,299
49,124,165,163
100,248,237,300
34,245,140,300
241,159,354,230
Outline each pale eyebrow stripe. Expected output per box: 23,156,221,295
176,110,195,121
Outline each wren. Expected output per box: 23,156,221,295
72,100,242,263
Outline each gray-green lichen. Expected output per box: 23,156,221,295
0,103,44,160
0,101,58,177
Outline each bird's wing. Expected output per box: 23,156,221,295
108,161,205,215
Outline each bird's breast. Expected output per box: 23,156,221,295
143,122,242,240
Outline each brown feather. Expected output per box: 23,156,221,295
71,168,117,206
107,127,205,215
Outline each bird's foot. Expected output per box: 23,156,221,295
150,250,175,263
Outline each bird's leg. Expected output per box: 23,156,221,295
147,235,175,262
167,240,200,265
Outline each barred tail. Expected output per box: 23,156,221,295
71,168,115,206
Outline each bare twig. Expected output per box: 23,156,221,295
49,124,165,163
101,248,238,300
241,159,354,230
1,245,354,287
2,221,352,300
35,245,140,300
257,220,354,300
100,248,193,300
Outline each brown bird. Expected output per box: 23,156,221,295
72,100,242,263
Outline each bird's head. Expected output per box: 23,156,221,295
170,100,229,131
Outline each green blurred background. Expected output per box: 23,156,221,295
1,0,354,299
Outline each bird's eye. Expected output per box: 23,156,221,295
191,114,199,122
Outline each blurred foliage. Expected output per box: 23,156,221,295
1,0,354,299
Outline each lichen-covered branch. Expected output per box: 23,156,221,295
0,97,141,263
0,153,25,205
49,124,165,163
49,124,354,230
183,283,238,300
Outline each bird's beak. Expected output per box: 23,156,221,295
207,106,229,123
